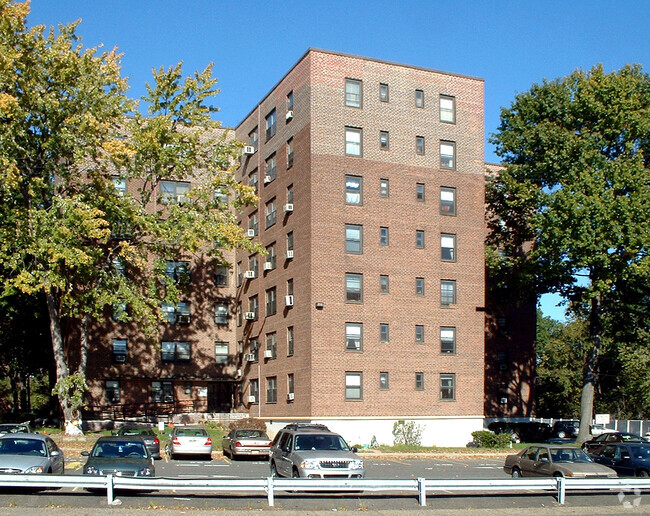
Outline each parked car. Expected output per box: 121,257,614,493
166,426,212,460
487,421,551,443
0,422,33,437
550,420,580,439
503,445,617,478
115,425,160,459
269,423,365,479
0,433,64,474
222,428,271,459
589,423,608,436
590,443,650,477
82,436,154,477
581,432,648,454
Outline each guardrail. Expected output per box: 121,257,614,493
1,474,650,507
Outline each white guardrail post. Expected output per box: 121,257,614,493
417,477,426,506
556,476,566,504
105,473,114,505
267,476,274,507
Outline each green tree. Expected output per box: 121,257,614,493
0,1,258,433
487,64,650,442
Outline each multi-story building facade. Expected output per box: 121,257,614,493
234,49,490,446
83,49,535,446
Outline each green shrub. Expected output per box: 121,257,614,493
471,430,512,448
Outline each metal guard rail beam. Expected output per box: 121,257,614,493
2,474,650,507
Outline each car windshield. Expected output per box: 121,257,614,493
294,434,349,451
175,428,207,437
235,430,267,439
0,425,28,434
551,448,592,463
0,438,46,456
629,446,650,459
92,441,148,458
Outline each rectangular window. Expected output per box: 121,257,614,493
286,138,294,168
498,317,509,337
248,212,258,236
265,199,277,228
160,180,190,205
441,327,456,354
266,244,276,270
345,372,362,400
346,322,362,351
266,377,277,403
380,226,389,246
440,141,456,169
345,79,362,108
380,274,389,294
249,379,259,404
416,136,425,155
380,178,389,197
112,339,127,363
249,295,258,319
248,127,258,152
345,273,363,302
380,323,389,343
416,277,425,296
215,341,229,365
345,224,363,254
237,301,242,326
162,301,190,324
249,338,259,362
287,326,294,356
416,230,425,248
286,91,294,111
415,372,424,390
248,169,258,194
266,288,277,316
265,109,277,141
440,95,456,123
266,332,277,359
379,372,389,390
287,373,295,395
165,260,189,285
440,373,456,400
249,255,258,278
161,341,190,362
106,380,120,404
287,278,294,296
215,265,229,287
441,280,457,306
113,176,126,197
416,183,425,201
415,89,424,108
415,325,425,343
345,175,362,205
380,131,389,150
265,154,277,183
440,187,456,215
286,231,294,251
287,184,294,204
151,380,174,403
379,83,389,102
215,302,229,325
345,127,362,156
441,233,456,261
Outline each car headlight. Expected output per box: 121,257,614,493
24,465,45,474
137,466,153,476
350,460,364,470
300,459,320,469
84,466,100,475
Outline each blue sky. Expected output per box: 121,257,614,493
27,0,650,321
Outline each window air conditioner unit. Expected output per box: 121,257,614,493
248,395,257,403
263,262,273,271
246,229,256,238
499,397,508,405
176,195,187,205
285,110,294,121
264,350,274,359
243,146,255,155
285,250,294,259
244,312,256,320
287,392,295,401
285,295,294,307
243,353,255,361
244,270,256,279
236,369,242,378
284,203,294,212
176,314,191,324
114,354,126,363
264,175,272,184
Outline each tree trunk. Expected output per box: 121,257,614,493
577,295,602,443
45,287,82,435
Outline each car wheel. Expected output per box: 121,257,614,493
557,431,566,438
511,467,522,478
270,461,280,477
553,472,564,478
637,469,650,477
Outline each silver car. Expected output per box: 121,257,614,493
222,428,271,459
0,433,64,474
166,426,212,460
0,422,33,437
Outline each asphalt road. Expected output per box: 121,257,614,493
0,455,648,513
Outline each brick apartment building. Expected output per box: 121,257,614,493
84,49,535,446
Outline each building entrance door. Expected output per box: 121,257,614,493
208,382,235,412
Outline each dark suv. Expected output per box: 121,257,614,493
269,423,365,479
552,420,580,439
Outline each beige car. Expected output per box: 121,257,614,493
504,445,617,478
